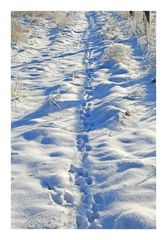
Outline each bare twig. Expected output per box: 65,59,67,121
49,89,61,109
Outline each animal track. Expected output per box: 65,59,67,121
64,190,74,204
69,164,87,177
49,188,74,206
80,134,89,142
87,175,93,185
86,209,95,222
73,19,102,228
76,215,89,228
81,194,93,204
85,145,92,151
93,193,103,204
75,176,85,186
50,190,64,205
80,183,88,195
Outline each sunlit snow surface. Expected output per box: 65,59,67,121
11,11,156,229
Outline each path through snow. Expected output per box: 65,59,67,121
11,12,156,229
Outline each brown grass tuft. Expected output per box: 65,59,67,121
11,18,26,43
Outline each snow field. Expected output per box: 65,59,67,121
11,11,156,229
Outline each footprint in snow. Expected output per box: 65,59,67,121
86,209,100,223
76,215,89,229
86,175,93,185
82,194,93,204
69,164,88,177
49,189,74,206
93,193,103,204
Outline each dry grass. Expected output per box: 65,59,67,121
11,11,74,28
11,18,26,43
11,11,54,18
11,77,23,102
53,12,71,27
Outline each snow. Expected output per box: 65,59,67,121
11,11,156,229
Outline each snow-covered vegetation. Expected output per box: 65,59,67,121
11,11,156,229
